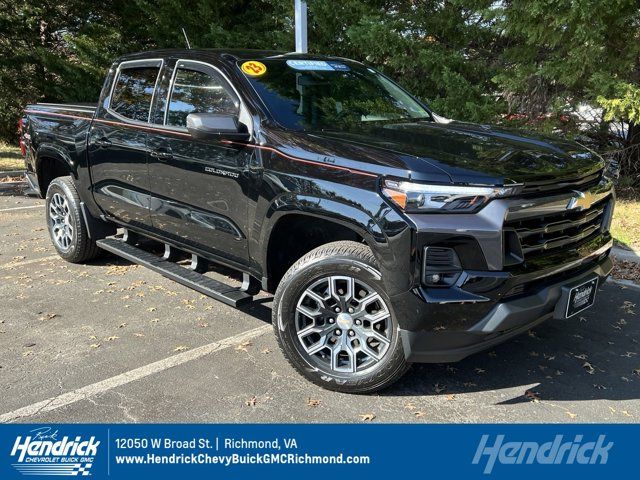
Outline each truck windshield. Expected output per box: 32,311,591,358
241,59,431,132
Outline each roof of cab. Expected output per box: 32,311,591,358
115,48,354,65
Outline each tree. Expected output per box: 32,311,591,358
490,0,640,181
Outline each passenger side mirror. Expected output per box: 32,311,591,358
186,113,250,142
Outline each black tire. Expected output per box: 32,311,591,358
272,241,411,393
45,176,101,263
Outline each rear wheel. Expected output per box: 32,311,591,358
45,176,101,263
273,241,410,393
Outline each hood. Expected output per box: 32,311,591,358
307,120,604,186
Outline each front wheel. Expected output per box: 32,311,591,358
272,241,410,393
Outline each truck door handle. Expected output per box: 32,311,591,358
150,149,173,161
95,137,112,148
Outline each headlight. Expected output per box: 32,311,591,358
381,179,520,213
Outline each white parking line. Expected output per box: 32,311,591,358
0,324,271,423
0,205,44,212
0,255,59,270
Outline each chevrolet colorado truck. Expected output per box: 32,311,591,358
19,49,615,393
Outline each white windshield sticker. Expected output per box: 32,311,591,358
286,60,350,71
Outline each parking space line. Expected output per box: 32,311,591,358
0,255,60,270
0,324,271,423
0,205,44,212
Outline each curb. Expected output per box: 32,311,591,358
611,246,640,264
0,170,24,177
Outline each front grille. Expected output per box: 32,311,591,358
505,198,609,259
521,170,602,196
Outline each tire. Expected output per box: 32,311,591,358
273,241,411,393
45,176,101,263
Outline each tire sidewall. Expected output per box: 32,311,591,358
275,253,406,392
46,179,82,260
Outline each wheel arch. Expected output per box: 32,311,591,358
260,195,390,292
35,145,77,197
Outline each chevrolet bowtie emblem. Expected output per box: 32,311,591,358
566,190,591,211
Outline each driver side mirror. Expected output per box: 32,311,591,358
186,113,250,142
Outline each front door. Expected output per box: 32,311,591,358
89,59,164,229
147,59,252,266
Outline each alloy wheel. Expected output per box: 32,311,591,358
49,192,74,251
295,276,393,374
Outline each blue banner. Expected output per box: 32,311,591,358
0,424,634,479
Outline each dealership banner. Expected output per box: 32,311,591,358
0,424,635,478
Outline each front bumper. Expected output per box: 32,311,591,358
397,253,612,363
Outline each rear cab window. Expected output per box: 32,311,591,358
109,60,163,122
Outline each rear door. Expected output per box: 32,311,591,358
147,59,253,267
88,59,163,228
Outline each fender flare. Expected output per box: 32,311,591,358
35,144,78,192
258,193,404,290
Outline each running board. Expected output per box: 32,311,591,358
96,238,253,307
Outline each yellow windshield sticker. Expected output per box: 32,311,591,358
241,61,267,77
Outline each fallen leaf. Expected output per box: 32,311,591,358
582,361,595,374
118,323,127,329
525,389,541,402
146,307,156,312
307,398,321,407
261,347,271,354
105,336,119,342
445,394,456,401
413,411,427,418
235,341,253,353
173,345,189,352
23,343,36,348
565,411,578,419
358,413,376,422
245,396,258,407
90,343,101,348
622,410,633,417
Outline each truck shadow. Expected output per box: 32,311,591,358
388,282,640,402
94,253,638,402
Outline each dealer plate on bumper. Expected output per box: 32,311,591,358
565,277,598,318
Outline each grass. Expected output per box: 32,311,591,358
611,197,640,251
0,143,23,171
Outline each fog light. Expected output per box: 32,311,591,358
422,247,462,287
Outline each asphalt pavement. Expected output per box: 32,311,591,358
0,193,638,423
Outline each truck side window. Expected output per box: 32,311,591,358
110,66,160,122
166,68,239,127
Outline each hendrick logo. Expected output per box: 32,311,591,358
472,434,613,474
10,427,100,476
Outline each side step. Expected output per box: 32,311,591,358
96,238,253,307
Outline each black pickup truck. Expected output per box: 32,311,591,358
19,49,615,393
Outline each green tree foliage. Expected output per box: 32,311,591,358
0,0,638,180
